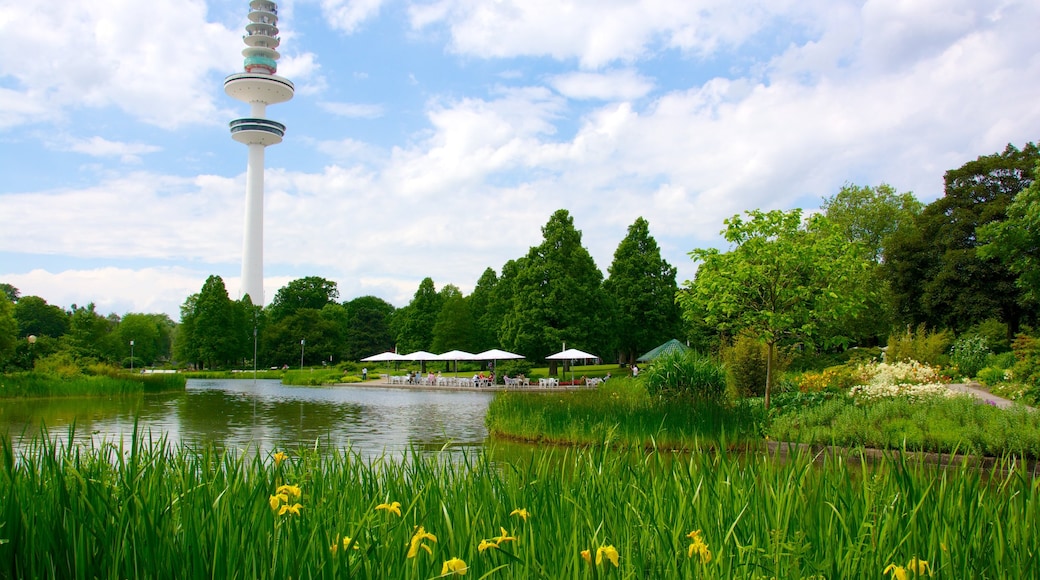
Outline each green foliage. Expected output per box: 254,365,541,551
603,217,681,364
0,371,185,398
0,293,16,370
1010,334,1040,397
976,367,1007,387
266,276,339,323
13,295,69,338
885,324,952,366
948,335,991,379
768,394,1040,457
497,359,533,379
966,318,1011,353
978,160,1040,302
500,210,608,363
281,368,345,386
822,183,923,264
393,277,443,353
430,285,475,353
342,295,395,361
642,350,726,402
681,209,876,409
721,333,768,397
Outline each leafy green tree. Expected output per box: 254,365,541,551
394,278,443,353
603,217,681,364
431,285,475,353
884,143,1039,335
679,210,874,409
343,296,395,360
979,161,1040,302
175,293,199,368
0,283,20,303
61,303,118,362
468,268,500,353
192,275,237,369
500,210,607,364
14,295,70,338
267,276,339,323
822,183,922,263
118,313,175,367
262,308,341,367
0,293,17,368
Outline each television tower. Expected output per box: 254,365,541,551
225,0,294,307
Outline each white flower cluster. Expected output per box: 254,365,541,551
848,360,951,403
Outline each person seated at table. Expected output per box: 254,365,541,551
604,373,611,381
579,375,587,384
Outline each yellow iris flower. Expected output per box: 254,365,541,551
478,539,498,553
441,557,468,576
278,503,302,516
493,527,516,544
686,530,712,563
407,526,438,558
908,557,929,575
276,484,301,499
269,493,287,511
884,564,908,580
581,549,592,564
509,508,530,521
596,545,620,567
272,451,288,466
375,501,402,517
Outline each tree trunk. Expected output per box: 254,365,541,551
764,341,774,410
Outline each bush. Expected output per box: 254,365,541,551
976,367,1007,386
722,334,766,397
948,334,991,379
795,365,861,393
968,318,1011,353
642,350,726,402
885,324,951,366
498,360,533,379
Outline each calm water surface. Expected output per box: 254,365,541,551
0,379,495,459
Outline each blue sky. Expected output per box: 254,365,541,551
2,0,1038,319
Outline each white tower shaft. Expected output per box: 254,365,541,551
241,143,266,306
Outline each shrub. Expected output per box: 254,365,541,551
976,367,1007,386
721,333,791,397
885,324,952,366
642,350,726,402
968,318,1011,353
498,360,533,379
795,365,861,393
948,334,991,379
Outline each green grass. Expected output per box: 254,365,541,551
1,430,1037,578
486,377,764,449
768,394,1040,458
0,372,186,398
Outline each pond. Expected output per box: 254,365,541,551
0,379,495,459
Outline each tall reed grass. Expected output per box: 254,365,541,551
486,377,764,449
0,372,185,398
1,429,1036,578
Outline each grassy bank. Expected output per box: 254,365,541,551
486,377,764,449
0,372,186,398
1,434,1036,578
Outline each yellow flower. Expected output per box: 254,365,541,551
492,527,517,545
509,508,530,521
276,484,301,499
407,526,438,558
441,557,468,576
376,501,401,517
278,503,302,516
331,536,359,552
686,529,712,563
478,539,499,553
269,493,287,511
884,564,908,580
581,549,592,564
272,451,288,466
597,545,619,567
907,557,929,575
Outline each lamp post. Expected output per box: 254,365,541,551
130,340,135,372
300,339,305,369
27,335,36,369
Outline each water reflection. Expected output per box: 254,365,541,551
0,379,494,460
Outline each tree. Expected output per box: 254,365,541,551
978,161,1040,302
61,303,118,362
267,277,339,323
343,296,395,360
431,285,475,353
14,296,70,338
679,210,874,409
500,210,607,365
394,278,443,353
118,313,175,367
822,183,922,264
0,293,16,368
468,268,500,353
0,283,19,303
603,217,681,364
884,143,1039,335
192,275,237,368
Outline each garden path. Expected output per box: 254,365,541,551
947,382,1033,410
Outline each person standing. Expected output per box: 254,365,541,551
362,367,368,381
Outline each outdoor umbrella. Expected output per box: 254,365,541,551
474,348,525,382
401,350,439,373
360,351,406,380
435,350,476,374
546,348,600,384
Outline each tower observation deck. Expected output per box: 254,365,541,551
225,0,294,306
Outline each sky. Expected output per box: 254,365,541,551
1,0,1039,321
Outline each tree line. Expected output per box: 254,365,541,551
1,141,1037,375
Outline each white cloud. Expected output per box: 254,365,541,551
319,0,386,33
549,70,654,101
318,101,385,118
0,0,240,129
52,136,161,163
